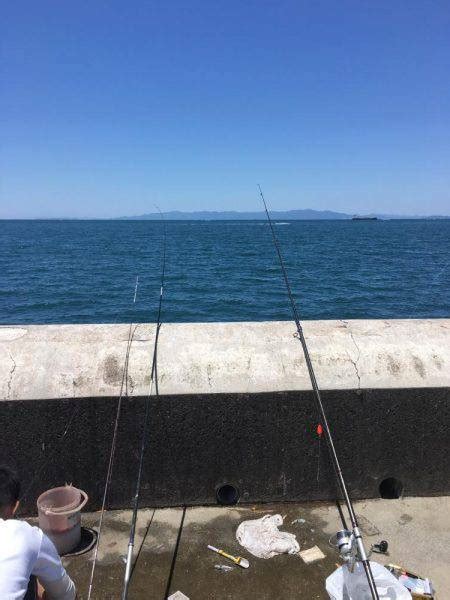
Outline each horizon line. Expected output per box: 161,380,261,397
1,207,450,221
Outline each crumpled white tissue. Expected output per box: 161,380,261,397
236,514,300,559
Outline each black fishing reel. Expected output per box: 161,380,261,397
370,540,389,555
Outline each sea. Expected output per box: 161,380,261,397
1,219,449,325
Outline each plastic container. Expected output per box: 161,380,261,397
326,561,412,599
37,485,88,555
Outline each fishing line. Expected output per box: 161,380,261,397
122,209,166,600
258,185,379,600
87,275,140,599
19,403,80,506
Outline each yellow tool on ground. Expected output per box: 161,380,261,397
207,545,250,568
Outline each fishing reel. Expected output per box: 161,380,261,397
330,530,389,570
370,540,389,556
329,529,358,568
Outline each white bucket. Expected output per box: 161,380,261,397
37,485,88,555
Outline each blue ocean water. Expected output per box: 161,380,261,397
0,219,449,324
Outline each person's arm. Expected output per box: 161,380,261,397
37,578,77,600
32,530,76,600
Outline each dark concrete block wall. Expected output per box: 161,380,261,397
2,387,449,515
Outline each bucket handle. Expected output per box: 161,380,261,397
44,489,89,516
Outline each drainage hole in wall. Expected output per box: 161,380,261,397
379,477,403,499
216,484,240,506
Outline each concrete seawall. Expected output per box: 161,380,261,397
1,319,449,513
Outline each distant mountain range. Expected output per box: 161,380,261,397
118,209,449,220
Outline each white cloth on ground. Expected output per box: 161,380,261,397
0,518,76,600
236,514,300,559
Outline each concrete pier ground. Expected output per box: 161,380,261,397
49,496,449,599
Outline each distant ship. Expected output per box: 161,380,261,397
352,215,378,221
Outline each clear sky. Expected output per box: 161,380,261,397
1,1,449,218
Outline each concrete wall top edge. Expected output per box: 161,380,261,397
1,319,449,400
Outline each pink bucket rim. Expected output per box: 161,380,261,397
37,486,88,515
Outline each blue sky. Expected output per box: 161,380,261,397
1,1,449,218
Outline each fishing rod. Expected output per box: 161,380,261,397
86,277,140,599
258,185,379,600
122,209,167,600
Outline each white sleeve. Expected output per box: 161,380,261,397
32,531,76,600
40,572,76,600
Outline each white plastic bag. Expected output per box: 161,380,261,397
236,514,300,559
326,561,412,600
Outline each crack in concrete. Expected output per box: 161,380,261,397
7,352,17,399
279,353,287,376
206,364,213,388
341,321,362,390
348,330,362,390
128,374,135,395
